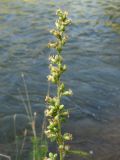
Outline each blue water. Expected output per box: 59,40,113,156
0,0,120,159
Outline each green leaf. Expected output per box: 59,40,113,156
67,150,90,157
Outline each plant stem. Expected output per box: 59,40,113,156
57,65,64,160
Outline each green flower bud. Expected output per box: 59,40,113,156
63,133,72,141
45,96,56,105
48,42,58,48
49,55,63,64
47,75,56,83
45,109,52,117
53,127,58,132
49,120,57,127
62,65,67,72
49,134,56,140
48,153,57,160
49,152,53,158
56,9,62,16
50,29,61,39
62,13,68,21
55,20,64,31
53,154,57,159
45,96,51,103
61,111,69,118
59,65,67,73
49,55,56,63
64,145,70,151
45,130,56,140
59,104,64,110
64,11,68,17
54,115,59,121
49,65,59,74
44,130,51,136
62,89,73,96
59,145,64,151
64,19,72,26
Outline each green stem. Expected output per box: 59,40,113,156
58,118,63,160
57,65,64,160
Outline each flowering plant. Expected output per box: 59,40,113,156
44,9,72,160
44,9,90,160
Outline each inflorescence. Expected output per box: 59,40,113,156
44,9,72,160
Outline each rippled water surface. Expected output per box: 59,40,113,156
0,0,120,159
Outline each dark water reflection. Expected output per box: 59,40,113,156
0,0,120,159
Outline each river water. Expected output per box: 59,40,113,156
0,0,120,159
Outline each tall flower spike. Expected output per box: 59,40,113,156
45,9,72,160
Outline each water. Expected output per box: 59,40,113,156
0,0,120,159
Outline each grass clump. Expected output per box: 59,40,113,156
18,74,48,160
